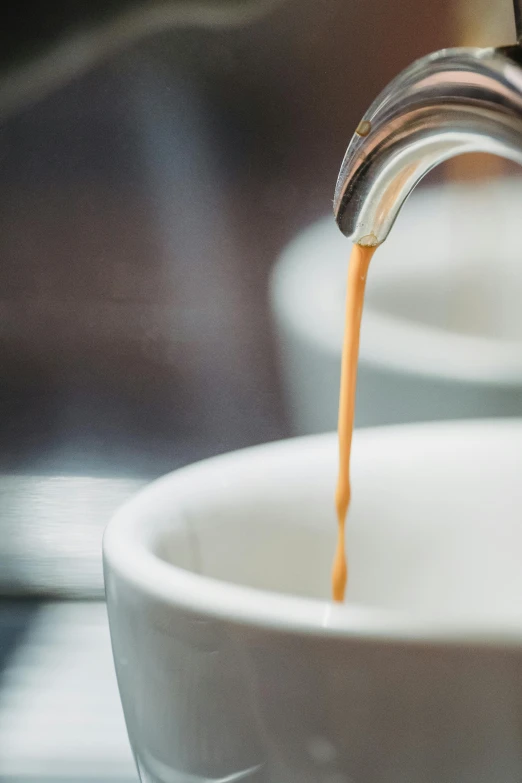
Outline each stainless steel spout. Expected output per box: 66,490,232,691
334,45,522,245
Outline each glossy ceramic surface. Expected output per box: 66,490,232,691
271,180,522,435
104,420,522,783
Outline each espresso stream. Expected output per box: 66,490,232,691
332,243,378,602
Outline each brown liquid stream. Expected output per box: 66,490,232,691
332,243,378,602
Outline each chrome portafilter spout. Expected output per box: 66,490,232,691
334,0,522,246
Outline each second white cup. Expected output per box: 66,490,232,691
271,178,522,434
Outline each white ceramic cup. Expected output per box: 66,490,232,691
104,419,522,783
271,179,522,435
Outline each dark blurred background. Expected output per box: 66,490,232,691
0,0,460,479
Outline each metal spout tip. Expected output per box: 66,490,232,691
334,46,522,244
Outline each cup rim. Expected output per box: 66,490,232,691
270,181,522,386
104,420,522,649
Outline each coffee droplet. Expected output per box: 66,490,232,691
355,119,371,137
359,233,379,247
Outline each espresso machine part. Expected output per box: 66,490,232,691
334,0,522,245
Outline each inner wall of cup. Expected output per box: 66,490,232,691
365,248,522,344
278,180,522,350
153,428,522,622
363,180,522,343
154,453,337,601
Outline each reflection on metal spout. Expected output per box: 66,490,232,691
334,47,522,244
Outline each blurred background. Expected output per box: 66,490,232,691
0,0,520,779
